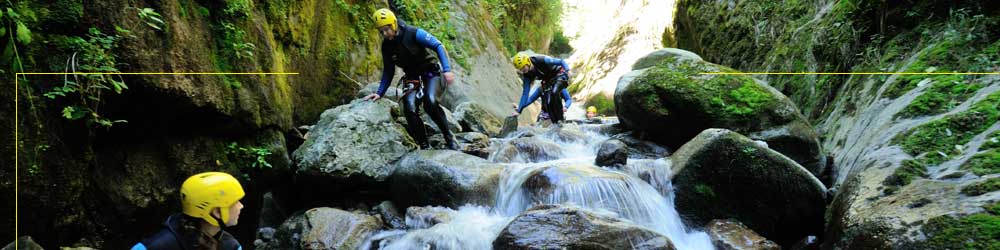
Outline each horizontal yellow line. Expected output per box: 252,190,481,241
15,72,299,75
701,72,1000,75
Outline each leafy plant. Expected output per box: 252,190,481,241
226,142,273,169
136,7,166,31
44,27,128,128
1,4,33,74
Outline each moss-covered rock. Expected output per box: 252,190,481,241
895,91,1000,165
616,49,826,176
911,212,1000,250
670,129,826,246
962,150,1000,176
962,177,1000,196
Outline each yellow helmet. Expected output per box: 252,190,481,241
373,8,398,31
587,106,598,113
181,172,245,226
512,52,532,70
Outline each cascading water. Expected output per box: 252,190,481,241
363,123,714,249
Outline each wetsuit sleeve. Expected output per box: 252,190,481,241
130,243,148,250
562,89,572,108
543,56,571,76
415,28,452,72
376,43,395,97
518,87,543,113
517,76,533,113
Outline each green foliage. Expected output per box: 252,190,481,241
1,3,34,73
223,0,252,19
225,142,273,169
549,30,572,55
724,82,773,116
961,150,1000,176
136,7,166,31
919,213,1000,249
895,92,1000,164
484,0,563,55
693,184,716,199
219,21,255,60
896,79,983,118
961,178,1000,196
883,159,927,193
584,93,615,115
43,27,129,128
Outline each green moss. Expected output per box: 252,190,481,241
484,0,563,55
883,159,928,191
896,91,1000,163
693,184,716,199
583,93,615,115
897,80,984,118
988,202,1000,215
983,131,1000,151
962,178,1000,196
919,213,1000,249
962,150,1000,176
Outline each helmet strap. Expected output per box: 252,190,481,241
212,214,227,242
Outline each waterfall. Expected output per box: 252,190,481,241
364,123,715,249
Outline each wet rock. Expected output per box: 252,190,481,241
615,49,825,176
595,139,629,167
611,132,671,159
499,115,519,138
356,82,403,100
390,150,502,208
706,219,781,250
579,123,625,135
254,227,277,248
492,204,676,250
405,206,456,229
453,102,503,136
374,201,406,229
429,132,492,157
259,192,288,228
257,207,383,250
523,164,630,203
671,129,826,246
292,99,417,183
491,137,565,163
2,236,43,250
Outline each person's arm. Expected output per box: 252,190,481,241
375,43,395,97
544,56,571,77
519,87,542,113
517,76,533,113
415,29,451,72
561,89,572,108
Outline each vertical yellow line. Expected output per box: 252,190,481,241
14,73,18,247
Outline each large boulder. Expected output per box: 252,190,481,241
705,219,781,250
292,99,417,183
492,204,676,250
611,132,672,159
671,129,826,246
453,102,504,136
389,150,502,208
491,137,566,163
615,49,825,176
256,207,383,250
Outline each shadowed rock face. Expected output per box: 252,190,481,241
493,204,676,250
705,219,781,250
671,128,826,246
256,207,382,250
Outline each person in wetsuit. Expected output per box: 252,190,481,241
363,8,459,150
131,172,245,250
511,52,572,123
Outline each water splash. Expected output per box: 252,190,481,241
364,123,713,249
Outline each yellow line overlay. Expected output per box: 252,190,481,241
14,72,297,248
701,72,1000,75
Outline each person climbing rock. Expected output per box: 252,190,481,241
363,8,459,150
130,172,246,250
510,52,572,123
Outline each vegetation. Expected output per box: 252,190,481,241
919,212,1000,249
961,178,1000,196
895,92,1000,165
225,142,273,170
882,159,927,194
583,93,615,115
484,0,563,55
43,27,129,128
962,150,1000,176
394,0,468,69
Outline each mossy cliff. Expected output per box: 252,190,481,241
1,0,561,248
674,0,999,248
